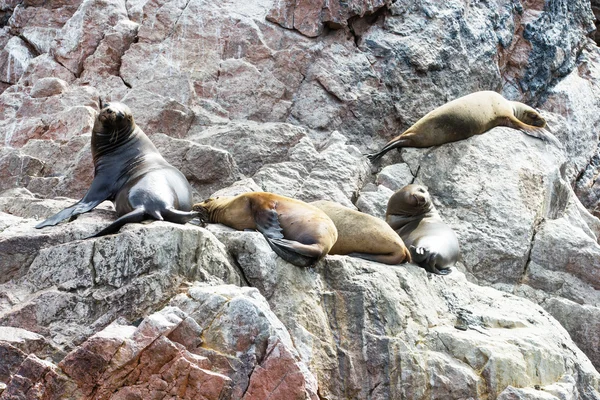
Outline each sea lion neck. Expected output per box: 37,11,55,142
91,120,139,162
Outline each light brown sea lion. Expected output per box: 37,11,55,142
310,200,411,265
35,101,203,237
192,192,338,267
367,91,552,162
386,184,459,275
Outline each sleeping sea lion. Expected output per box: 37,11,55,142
367,91,553,162
192,192,338,267
310,200,411,265
386,184,459,275
35,101,203,237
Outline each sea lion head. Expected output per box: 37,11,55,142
387,184,433,216
93,102,136,139
192,196,233,222
511,102,546,128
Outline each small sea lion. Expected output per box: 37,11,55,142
35,101,203,237
192,192,338,267
367,91,551,162
386,184,459,275
310,200,411,265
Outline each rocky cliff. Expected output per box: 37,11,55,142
1,0,600,399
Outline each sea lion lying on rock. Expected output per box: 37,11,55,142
36,101,203,237
386,184,459,275
193,192,338,267
310,200,411,265
367,91,552,162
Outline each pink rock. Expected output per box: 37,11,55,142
243,339,319,400
51,0,130,75
0,354,79,400
59,336,125,396
30,77,69,98
267,0,388,37
121,90,195,139
0,37,36,84
58,311,232,400
19,54,76,87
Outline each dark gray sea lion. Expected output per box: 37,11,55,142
310,200,411,265
192,192,338,267
386,184,459,275
35,101,203,237
367,91,552,162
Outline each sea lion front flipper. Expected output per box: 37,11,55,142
409,246,428,263
36,178,114,228
519,127,563,148
35,199,106,229
253,206,284,240
87,208,147,238
410,246,452,275
265,238,319,268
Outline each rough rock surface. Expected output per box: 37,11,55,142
1,0,600,398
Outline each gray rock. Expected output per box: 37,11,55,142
376,163,415,191
210,228,600,399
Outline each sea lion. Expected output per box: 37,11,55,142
192,192,338,267
386,184,459,275
35,101,203,237
310,200,411,265
367,91,551,162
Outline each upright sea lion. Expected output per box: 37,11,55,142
310,200,411,265
367,91,551,162
386,184,459,275
192,192,338,267
35,101,203,237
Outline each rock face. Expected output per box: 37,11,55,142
1,0,600,398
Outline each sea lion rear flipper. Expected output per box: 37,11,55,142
366,137,411,163
87,208,147,238
265,238,319,268
161,208,207,225
253,207,284,240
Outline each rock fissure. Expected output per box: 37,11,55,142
165,0,193,41
519,215,545,284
